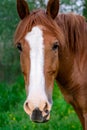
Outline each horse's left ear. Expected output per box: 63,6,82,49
17,0,30,20
46,0,59,19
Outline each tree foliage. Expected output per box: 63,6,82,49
83,0,87,18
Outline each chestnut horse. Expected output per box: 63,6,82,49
14,0,87,129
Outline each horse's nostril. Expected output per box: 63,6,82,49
24,101,31,115
25,102,29,109
44,102,49,112
25,102,28,107
45,109,49,114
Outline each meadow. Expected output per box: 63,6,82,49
0,0,83,129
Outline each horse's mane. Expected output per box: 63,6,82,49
56,14,87,54
15,9,87,55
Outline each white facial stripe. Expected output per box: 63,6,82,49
25,26,47,107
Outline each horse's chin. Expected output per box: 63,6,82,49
33,119,49,123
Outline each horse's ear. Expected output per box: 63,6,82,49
46,0,59,19
17,0,30,20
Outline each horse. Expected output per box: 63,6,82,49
14,0,87,129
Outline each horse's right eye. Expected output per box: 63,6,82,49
17,43,22,52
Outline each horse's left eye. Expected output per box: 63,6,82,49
52,42,59,51
17,43,22,52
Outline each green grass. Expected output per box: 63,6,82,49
0,76,82,130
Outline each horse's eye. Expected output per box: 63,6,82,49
17,43,22,52
52,42,59,51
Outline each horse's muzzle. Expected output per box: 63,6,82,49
31,107,50,123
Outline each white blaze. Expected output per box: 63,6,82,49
25,26,47,108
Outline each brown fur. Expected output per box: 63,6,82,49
15,1,87,129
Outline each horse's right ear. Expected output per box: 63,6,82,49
17,0,30,20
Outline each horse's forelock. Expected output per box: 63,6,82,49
14,9,64,46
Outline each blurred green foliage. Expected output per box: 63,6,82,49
0,0,20,82
83,0,87,18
